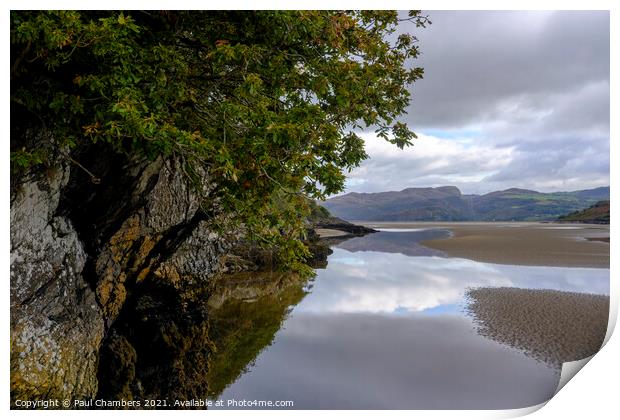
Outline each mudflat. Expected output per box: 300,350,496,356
362,222,610,268
466,287,609,367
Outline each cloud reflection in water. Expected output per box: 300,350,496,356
296,248,608,315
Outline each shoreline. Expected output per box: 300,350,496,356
358,222,610,268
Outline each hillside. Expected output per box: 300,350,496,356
323,186,609,222
558,201,610,224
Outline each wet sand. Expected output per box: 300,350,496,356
315,228,351,238
362,222,609,268
466,287,609,367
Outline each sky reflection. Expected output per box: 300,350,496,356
215,231,608,409
297,248,608,315
217,313,560,409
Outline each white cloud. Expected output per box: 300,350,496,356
343,132,515,194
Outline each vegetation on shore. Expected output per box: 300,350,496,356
11,10,428,270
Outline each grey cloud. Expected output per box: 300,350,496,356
342,11,609,195
483,136,610,189
404,10,609,130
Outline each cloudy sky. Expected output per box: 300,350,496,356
344,11,610,195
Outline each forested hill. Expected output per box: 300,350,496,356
558,200,610,224
323,186,610,222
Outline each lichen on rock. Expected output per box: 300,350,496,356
11,161,104,402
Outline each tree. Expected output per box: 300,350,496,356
10,10,429,270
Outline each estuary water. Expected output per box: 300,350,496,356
213,229,609,409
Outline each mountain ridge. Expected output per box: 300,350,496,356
323,186,610,222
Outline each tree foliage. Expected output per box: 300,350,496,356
11,10,429,270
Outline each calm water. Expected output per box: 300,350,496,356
213,229,609,409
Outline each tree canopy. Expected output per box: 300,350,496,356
10,10,429,270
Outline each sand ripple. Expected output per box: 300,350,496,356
466,287,609,368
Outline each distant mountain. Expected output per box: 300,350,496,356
558,200,610,224
322,186,610,222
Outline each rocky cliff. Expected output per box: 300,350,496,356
11,152,103,401
10,133,236,403
10,129,363,405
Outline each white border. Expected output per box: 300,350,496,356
3,1,617,419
